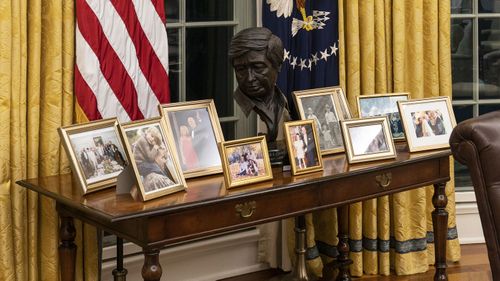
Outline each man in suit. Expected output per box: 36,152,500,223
301,126,317,167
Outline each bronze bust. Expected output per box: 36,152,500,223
229,27,290,142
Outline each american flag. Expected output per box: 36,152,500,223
75,0,171,122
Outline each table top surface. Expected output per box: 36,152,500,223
17,145,450,222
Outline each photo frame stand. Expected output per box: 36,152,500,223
116,165,136,195
267,140,290,167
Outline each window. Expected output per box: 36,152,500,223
451,0,500,191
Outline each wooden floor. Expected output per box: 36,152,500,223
220,244,492,281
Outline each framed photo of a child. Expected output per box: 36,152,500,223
59,118,128,194
293,86,351,155
159,100,224,178
118,117,187,201
219,136,273,189
284,120,323,175
398,97,457,152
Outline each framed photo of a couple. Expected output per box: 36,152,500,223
284,120,323,175
341,117,396,164
398,97,457,152
160,100,224,178
219,136,273,189
356,93,410,141
293,86,352,155
59,118,128,194
119,117,187,201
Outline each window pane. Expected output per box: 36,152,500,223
479,104,500,114
453,104,474,123
186,27,234,117
454,160,473,189
451,0,472,14
221,121,236,140
479,18,500,99
168,28,181,102
165,0,180,23
479,0,500,13
186,0,233,22
451,18,474,100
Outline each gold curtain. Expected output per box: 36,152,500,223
0,0,97,280
292,0,461,277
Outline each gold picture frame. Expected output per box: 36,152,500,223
340,116,397,164
118,117,187,201
398,96,457,152
293,86,351,155
284,120,324,175
356,93,410,141
159,99,224,178
219,136,273,189
58,118,128,194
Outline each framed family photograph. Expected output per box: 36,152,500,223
284,120,323,175
356,93,410,141
159,99,224,178
340,117,397,164
118,117,187,201
293,86,351,155
398,97,457,152
219,136,273,189
58,118,128,194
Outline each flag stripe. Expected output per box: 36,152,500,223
86,0,161,117
111,0,171,104
75,66,103,121
76,26,131,122
76,0,144,120
150,0,166,23
131,0,170,75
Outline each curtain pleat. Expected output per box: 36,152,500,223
0,0,98,280
289,0,461,277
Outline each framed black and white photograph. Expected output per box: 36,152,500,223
398,97,457,152
340,117,396,164
119,117,186,201
58,118,128,194
284,120,323,175
356,93,410,141
293,86,351,155
159,100,224,178
219,136,273,189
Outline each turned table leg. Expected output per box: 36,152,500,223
432,182,448,281
336,205,352,281
59,216,77,281
142,249,162,281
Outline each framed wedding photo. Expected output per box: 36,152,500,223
398,97,457,152
219,136,273,189
118,117,187,201
293,86,351,155
340,117,396,164
284,120,323,175
58,118,128,194
356,93,410,141
159,99,224,178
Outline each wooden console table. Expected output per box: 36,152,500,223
16,145,452,281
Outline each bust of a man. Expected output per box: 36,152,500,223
229,27,290,142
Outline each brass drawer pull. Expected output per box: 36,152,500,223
235,201,256,218
376,173,392,189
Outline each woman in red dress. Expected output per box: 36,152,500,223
179,125,199,170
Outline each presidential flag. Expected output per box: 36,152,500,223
75,0,171,122
263,0,339,114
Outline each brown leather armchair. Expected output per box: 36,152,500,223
450,111,500,280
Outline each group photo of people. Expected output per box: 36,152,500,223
299,96,343,151
287,124,320,170
70,128,127,184
226,143,266,181
125,125,178,193
411,109,447,138
168,108,221,172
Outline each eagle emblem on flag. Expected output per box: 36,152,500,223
266,0,331,36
